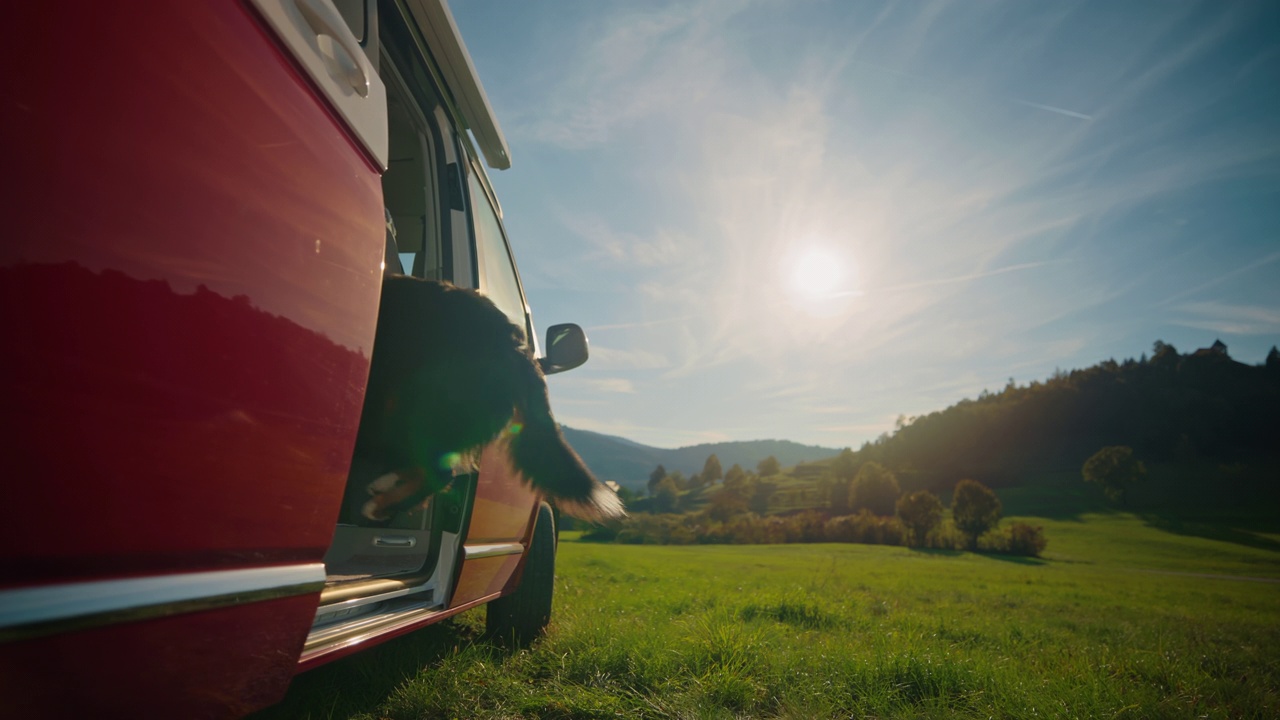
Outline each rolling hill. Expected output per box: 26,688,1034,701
561,426,840,491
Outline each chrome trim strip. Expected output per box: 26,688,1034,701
306,596,436,652
462,542,524,561
315,577,439,621
0,564,326,643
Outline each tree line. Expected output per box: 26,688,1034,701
591,460,1046,556
853,340,1280,492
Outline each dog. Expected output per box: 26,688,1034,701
353,275,624,523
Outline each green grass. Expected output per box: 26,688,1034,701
255,510,1280,719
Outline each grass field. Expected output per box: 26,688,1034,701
253,507,1280,719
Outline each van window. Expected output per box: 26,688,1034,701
331,0,367,43
469,172,527,331
377,12,450,280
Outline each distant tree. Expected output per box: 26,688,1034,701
757,455,781,477
816,476,839,512
723,463,747,488
1268,346,1280,372
705,481,749,521
653,476,679,513
848,461,901,516
668,471,688,492
648,464,667,495
952,479,1002,550
831,448,858,481
615,485,638,508
749,480,777,514
701,454,723,486
1082,446,1147,506
896,490,943,546
1151,340,1179,368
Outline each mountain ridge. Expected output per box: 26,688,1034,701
561,426,841,491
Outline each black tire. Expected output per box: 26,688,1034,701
486,501,556,644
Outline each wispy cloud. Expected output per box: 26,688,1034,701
587,346,672,370
559,212,697,268
1173,302,1280,336
1157,251,1280,307
511,1,749,149
582,378,638,394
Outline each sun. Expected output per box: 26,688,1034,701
788,245,852,304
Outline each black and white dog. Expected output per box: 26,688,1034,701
354,275,624,523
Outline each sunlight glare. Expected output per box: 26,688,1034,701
789,246,852,304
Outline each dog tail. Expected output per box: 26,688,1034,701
510,360,626,522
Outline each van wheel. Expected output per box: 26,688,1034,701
486,501,556,644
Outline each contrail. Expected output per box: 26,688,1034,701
1012,99,1093,121
588,315,697,332
1155,250,1280,307
869,259,1065,295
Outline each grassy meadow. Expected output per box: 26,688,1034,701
254,503,1280,720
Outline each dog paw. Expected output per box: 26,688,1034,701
367,472,403,495
362,469,428,521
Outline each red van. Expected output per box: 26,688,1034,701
1,1,590,716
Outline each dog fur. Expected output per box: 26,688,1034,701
353,275,624,523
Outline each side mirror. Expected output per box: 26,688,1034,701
539,323,588,375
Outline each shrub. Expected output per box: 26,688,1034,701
923,521,966,550
579,522,620,542
1007,522,1048,556
618,511,877,546
823,510,905,546
615,514,695,544
976,522,1047,557
895,490,943,546
952,479,1002,550
1082,445,1146,506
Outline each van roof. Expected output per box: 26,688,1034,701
406,0,512,170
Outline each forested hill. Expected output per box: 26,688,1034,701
853,341,1280,491
560,427,839,490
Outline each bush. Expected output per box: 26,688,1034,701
578,522,620,542
896,490,943,546
976,522,1047,557
577,507,1042,555
1007,523,1048,556
614,514,694,544
952,479,1002,550
823,510,905,546
922,521,966,550
1082,445,1146,506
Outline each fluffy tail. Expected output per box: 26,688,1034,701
510,361,625,522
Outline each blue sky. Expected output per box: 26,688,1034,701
450,0,1280,449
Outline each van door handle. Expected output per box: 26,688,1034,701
291,0,370,97
373,535,417,548
245,0,388,167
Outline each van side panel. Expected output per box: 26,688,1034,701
0,593,319,719
1,2,382,584
451,444,540,607
1,1,382,714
